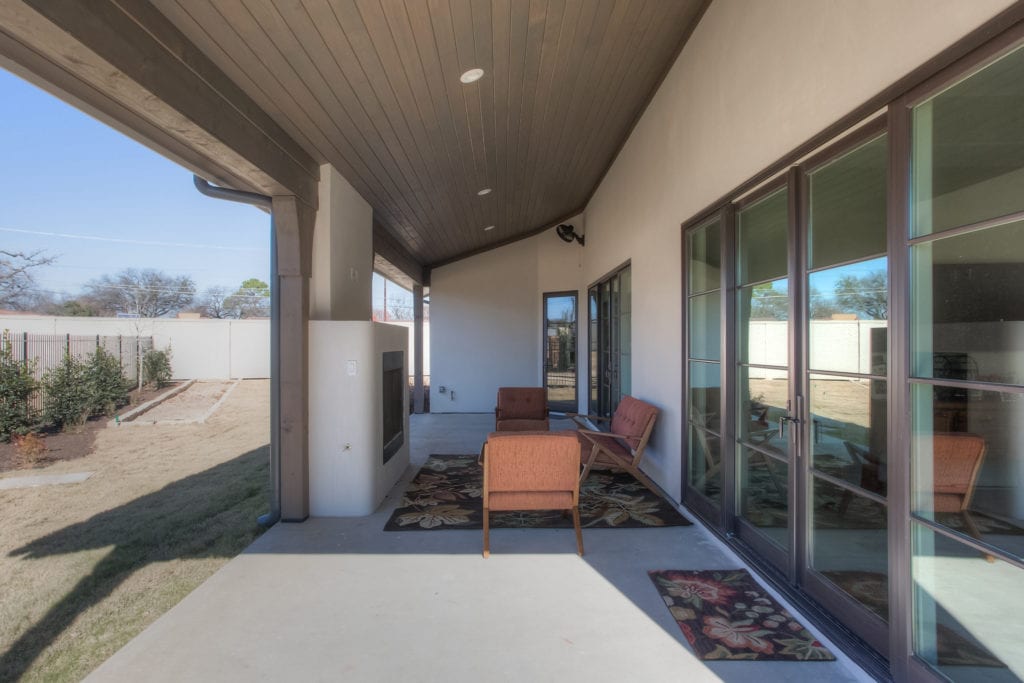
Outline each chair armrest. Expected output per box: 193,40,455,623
570,414,610,431
577,428,630,440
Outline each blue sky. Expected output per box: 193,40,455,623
0,67,410,310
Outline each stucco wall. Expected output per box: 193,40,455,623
310,164,373,322
430,218,584,412
579,0,1014,499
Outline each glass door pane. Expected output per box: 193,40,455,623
544,293,577,413
736,187,792,557
588,288,598,413
912,44,1024,237
803,132,890,652
619,268,631,398
687,218,723,508
909,43,1024,679
599,281,611,417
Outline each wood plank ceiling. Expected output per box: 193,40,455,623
152,0,707,269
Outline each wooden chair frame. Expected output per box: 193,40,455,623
572,408,660,497
481,436,584,558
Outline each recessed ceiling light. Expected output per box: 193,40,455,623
484,225,495,231
477,188,492,196
460,68,484,84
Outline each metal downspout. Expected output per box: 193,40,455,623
193,176,280,527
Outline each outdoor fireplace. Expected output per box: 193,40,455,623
381,350,404,464
308,321,409,516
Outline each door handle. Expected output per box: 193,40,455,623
778,414,799,438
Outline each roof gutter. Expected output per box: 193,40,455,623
193,176,280,528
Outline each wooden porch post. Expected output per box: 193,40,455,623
413,284,425,414
273,194,314,522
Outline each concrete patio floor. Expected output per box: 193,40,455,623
87,413,870,682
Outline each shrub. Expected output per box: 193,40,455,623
143,348,173,388
85,347,129,416
13,431,46,462
42,353,90,429
0,331,38,441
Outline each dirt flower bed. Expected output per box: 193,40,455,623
0,383,179,473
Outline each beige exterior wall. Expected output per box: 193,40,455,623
430,217,584,413
579,0,1015,499
310,164,373,322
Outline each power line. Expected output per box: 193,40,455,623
0,226,268,252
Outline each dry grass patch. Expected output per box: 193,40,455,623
0,379,271,682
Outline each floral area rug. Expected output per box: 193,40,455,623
648,569,835,661
384,455,691,531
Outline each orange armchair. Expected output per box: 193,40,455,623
932,433,987,532
574,395,660,496
481,431,583,558
495,387,549,431
931,432,992,562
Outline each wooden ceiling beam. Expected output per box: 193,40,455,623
0,0,319,207
373,223,427,287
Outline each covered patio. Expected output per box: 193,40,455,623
85,413,866,682
3,1,1024,680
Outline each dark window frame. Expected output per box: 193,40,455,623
542,290,580,413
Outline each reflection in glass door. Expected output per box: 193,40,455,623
802,131,890,655
906,43,1024,680
686,217,723,514
729,130,892,655
735,185,794,566
543,292,577,413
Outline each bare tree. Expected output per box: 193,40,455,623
0,249,55,310
835,271,888,320
386,298,414,321
85,268,195,318
194,286,234,319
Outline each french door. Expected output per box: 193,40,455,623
684,25,1024,679
588,264,631,418
686,124,891,656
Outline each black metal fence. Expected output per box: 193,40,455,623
1,331,153,411
407,374,430,414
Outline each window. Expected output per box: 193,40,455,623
908,43,1024,681
543,292,578,413
686,218,722,503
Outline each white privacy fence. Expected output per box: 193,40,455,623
1,315,431,380
745,320,887,378
1,316,269,380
